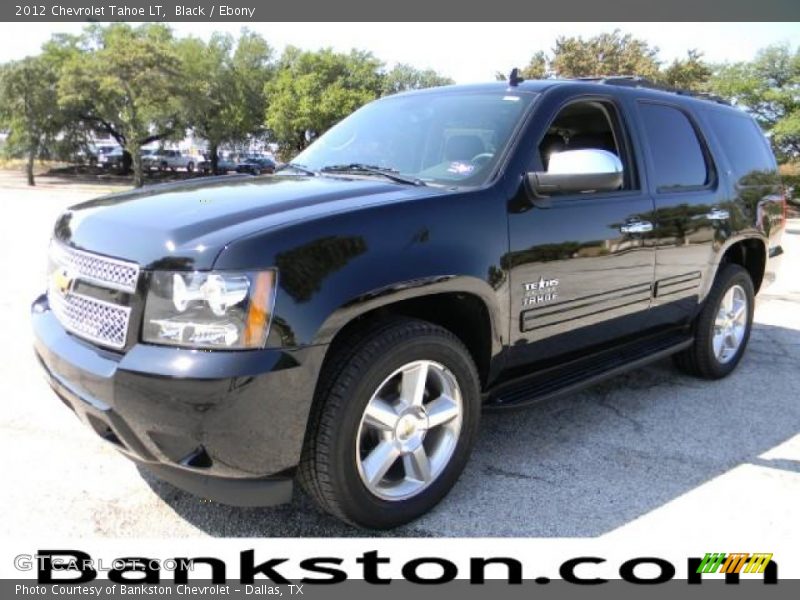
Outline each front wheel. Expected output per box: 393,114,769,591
299,318,480,529
673,264,755,379
186,161,194,173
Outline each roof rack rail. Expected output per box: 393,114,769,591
574,76,731,106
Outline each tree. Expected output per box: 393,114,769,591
57,23,185,187
381,63,453,96
0,56,64,186
501,30,723,85
658,49,712,91
550,30,660,79
178,30,273,173
265,47,383,158
711,43,800,160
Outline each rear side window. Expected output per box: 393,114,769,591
638,103,710,192
705,110,776,180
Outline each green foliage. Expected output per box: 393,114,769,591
0,56,65,185
265,47,384,158
658,50,712,91
177,30,273,169
520,51,549,80
550,30,661,79
382,63,454,95
58,23,185,186
501,30,710,92
711,43,800,160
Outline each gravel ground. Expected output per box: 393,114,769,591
1,170,798,540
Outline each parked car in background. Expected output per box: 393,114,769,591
139,148,157,167
198,154,238,174
148,149,197,172
73,146,98,166
236,156,276,175
97,146,124,170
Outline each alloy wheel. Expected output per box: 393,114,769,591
712,284,748,364
355,360,463,501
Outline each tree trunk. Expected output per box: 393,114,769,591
121,150,133,175
26,148,35,186
131,149,143,188
209,142,219,174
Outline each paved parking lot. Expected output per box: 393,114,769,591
1,170,799,540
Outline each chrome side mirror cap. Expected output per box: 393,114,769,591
528,149,624,197
547,149,623,175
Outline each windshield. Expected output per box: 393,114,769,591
291,91,536,187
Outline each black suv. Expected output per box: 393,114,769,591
33,78,786,529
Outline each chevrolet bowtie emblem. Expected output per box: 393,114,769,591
52,267,75,296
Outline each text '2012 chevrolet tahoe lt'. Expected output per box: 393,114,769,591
33,76,786,528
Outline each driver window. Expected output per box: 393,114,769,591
538,100,636,192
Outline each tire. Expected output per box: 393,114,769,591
673,264,755,379
299,318,481,529
186,161,194,173
159,161,168,172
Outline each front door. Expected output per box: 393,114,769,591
506,96,656,370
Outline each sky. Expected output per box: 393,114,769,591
0,22,797,83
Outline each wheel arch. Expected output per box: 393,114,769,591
315,282,502,392
715,235,767,294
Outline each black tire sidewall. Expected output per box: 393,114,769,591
326,331,480,528
697,265,755,378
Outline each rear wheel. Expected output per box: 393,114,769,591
673,264,755,379
299,318,480,529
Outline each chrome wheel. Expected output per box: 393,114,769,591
713,284,748,364
356,360,463,501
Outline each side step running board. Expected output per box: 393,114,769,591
485,332,693,410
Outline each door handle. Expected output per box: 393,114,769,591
620,220,654,234
706,208,730,221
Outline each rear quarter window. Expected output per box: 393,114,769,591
705,110,777,181
638,102,711,192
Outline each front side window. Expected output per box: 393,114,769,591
291,91,536,187
638,103,710,192
536,99,635,195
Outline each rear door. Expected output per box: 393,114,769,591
506,94,657,369
633,100,725,327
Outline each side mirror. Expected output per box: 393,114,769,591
527,149,623,197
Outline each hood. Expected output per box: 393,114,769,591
54,175,444,270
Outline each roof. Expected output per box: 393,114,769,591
394,76,742,113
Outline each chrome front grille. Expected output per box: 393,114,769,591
49,241,139,293
49,289,132,349
48,242,139,349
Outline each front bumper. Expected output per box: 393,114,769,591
31,293,326,507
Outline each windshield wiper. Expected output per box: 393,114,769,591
276,162,318,176
319,163,426,186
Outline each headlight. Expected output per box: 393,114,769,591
143,270,277,349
